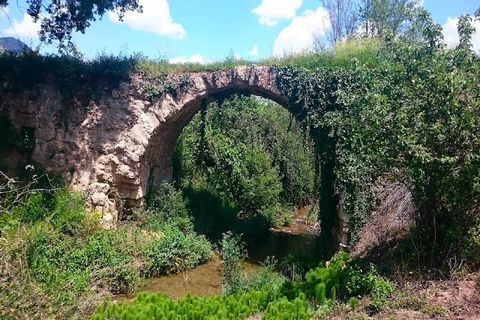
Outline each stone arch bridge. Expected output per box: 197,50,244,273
1,66,348,248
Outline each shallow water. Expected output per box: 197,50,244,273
114,256,259,301
245,230,323,264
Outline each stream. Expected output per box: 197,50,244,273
115,207,322,301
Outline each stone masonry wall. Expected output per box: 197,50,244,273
0,66,287,227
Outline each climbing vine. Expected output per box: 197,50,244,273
275,12,480,266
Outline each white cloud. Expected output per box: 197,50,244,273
272,6,330,57
3,13,40,38
169,54,204,64
252,0,302,26
109,0,185,39
442,16,480,53
248,44,259,56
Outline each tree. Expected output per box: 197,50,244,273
359,0,421,37
0,0,141,51
318,0,422,46
322,0,360,44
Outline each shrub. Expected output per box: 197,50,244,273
263,294,311,320
219,231,247,293
50,190,86,234
145,182,193,232
12,192,49,223
241,257,285,292
1,187,214,318
144,224,212,276
463,218,480,267
93,288,287,320
366,271,395,311
10,189,85,234
173,95,317,227
98,264,140,294
280,251,394,311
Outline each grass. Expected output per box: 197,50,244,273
0,38,380,82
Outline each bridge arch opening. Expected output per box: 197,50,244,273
149,89,322,262
143,87,296,189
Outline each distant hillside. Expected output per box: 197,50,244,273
0,37,29,53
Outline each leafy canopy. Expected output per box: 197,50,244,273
0,0,141,51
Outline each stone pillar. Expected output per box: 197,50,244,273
87,183,119,229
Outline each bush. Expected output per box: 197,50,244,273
280,251,394,311
144,182,194,233
463,218,480,267
144,224,212,276
12,192,49,223
219,231,247,293
173,95,317,227
11,189,85,234
50,190,86,234
240,257,285,292
93,288,285,320
1,187,214,318
98,264,140,294
367,271,395,311
263,294,311,320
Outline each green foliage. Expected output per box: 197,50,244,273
12,192,49,223
145,182,192,231
8,189,85,234
0,0,141,51
264,39,381,70
219,234,285,295
288,251,352,304
93,289,282,320
99,264,140,295
91,252,394,319
263,294,311,320
238,258,286,293
275,11,480,265
281,252,394,311
463,218,480,268
367,271,395,311
219,231,247,293
359,0,423,38
174,95,317,227
144,225,212,276
50,190,86,234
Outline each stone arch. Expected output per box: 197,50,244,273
136,66,290,201
109,66,287,205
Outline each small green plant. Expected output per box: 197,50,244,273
365,269,395,311
98,264,140,294
347,296,360,310
219,231,247,294
263,294,311,320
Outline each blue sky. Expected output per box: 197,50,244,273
0,0,479,62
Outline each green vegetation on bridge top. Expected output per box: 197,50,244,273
0,38,379,81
